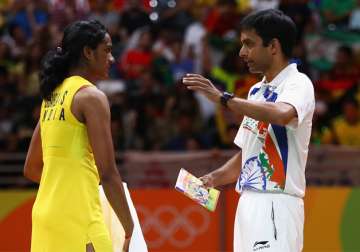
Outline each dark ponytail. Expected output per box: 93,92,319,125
39,20,107,100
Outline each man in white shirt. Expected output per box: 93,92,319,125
183,9,315,252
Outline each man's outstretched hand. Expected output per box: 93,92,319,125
183,74,222,103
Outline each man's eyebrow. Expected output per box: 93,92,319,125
241,38,253,44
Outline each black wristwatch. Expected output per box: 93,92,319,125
220,92,234,108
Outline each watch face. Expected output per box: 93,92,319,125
221,92,234,107
225,92,234,98
226,92,234,100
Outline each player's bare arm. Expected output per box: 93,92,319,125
200,152,242,188
24,121,43,183
183,74,297,126
74,86,134,240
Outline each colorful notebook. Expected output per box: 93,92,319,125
175,168,220,212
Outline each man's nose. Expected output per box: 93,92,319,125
239,46,247,58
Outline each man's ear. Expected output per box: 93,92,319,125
270,38,281,56
83,46,94,61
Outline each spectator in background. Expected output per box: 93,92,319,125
319,0,356,28
119,0,151,36
328,46,359,84
317,45,359,105
323,99,360,146
119,28,153,80
169,38,194,82
152,28,178,63
3,22,27,59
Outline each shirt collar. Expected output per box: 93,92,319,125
261,63,298,88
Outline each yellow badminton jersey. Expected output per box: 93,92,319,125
31,76,112,252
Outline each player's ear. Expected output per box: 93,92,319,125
83,46,95,62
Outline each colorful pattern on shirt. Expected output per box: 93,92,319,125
238,87,288,192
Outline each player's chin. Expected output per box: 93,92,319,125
99,71,109,80
248,67,261,74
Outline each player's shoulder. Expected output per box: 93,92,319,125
74,85,108,109
76,86,107,101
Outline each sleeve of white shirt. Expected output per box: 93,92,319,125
276,75,315,128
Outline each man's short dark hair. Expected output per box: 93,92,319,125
240,9,297,58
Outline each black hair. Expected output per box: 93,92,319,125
240,9,297,59
39,20,107,100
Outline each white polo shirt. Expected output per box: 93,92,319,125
234,63,315,197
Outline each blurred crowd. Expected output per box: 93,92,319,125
0,0,359,152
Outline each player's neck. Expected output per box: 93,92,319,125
264,58,289,83
69,67,97,84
